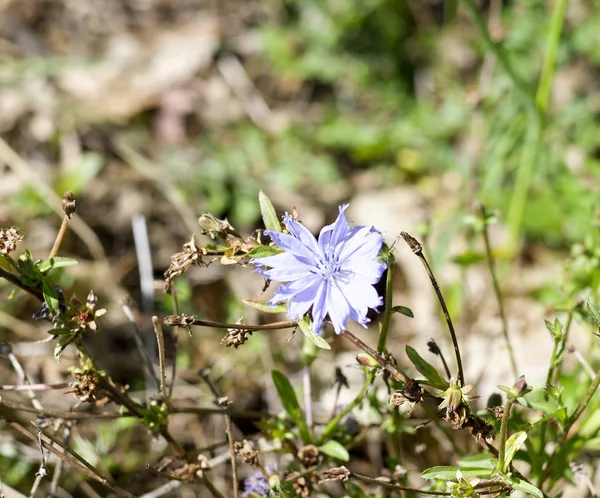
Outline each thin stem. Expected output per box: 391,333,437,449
317,371,375,445
303,365,313,428
48,215,69,259
497,397,516,472
2,416,136,498
460,0,533,103
339,329,409,384
152,316,168,402
0,382,69,391
377,253,395,355
0,265,44,302
352,471,512,496
541,365,600,486
164,314,296,331
401,232,465,386
535,0,568,114
199,370,238,498
479,203,518,377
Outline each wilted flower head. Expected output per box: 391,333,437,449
252,205,386,334
0,227,23,255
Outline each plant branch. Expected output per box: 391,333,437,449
401,232,465,386
377,253,395,355
478,203,518,377
164,314,296,331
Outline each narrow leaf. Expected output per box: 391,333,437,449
247,245,284,259
587,302,600,331
452,252,484,266
391,305,414,318
504,476,543,498
405,345,449,390
37,257,79,273
243,299,288,314
319,441,349,462
502,431,527,472
259,191,282,232
420,466,493,480
42,280,59,314
298,316,331,350
271,370,312,443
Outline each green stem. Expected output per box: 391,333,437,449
506,108,542,254
540,365,600,486
377,253,395,355
317,371,375,445
497,397,516,472
535,0,568,114
461,0,533,103
479,203,518,377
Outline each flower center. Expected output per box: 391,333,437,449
316,244,342,280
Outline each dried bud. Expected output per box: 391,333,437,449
62,192,77,218
426,338,442,355
233,440,259,467
0,227,23,255
287,472,311,497
297,445,319,468
221,319,253,348
391,379,423,410
400,232,422,254
318,466,350,484
164,237,206,289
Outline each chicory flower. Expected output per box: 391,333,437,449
252,204,386,334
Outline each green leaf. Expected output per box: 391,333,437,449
405,345,449,390
502,431,527,471
451,252,484,267
319,440,349,462
298,316,331,350
54,334,75,362
42,280,59,314
587,302,600,331
457,454,495,469
37,257,79,273
243,299,288,314
271,370,312,443
391,305,414,318
259,191,282,232
247,245,284,259
420,466,493,480
503,476,543,498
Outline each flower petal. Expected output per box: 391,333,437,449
338,226,383,263
318,204,350,251
283,214,322,256
265,230,317,264
253,252,315,281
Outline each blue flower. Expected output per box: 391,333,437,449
242,469,270,497
252,204,386,334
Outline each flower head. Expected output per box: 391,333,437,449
252,204,386,334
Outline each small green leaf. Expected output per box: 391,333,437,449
587,302,600,331
243,299,288,314
420,466,493,480
298,316,331,350
319,440,349,462
503,476,543,498
502,431,527,472
42,280,59,314
54,334,75,362
391,305,414,318
405,345,449,390
37,257,79,273
271,370,312,443
247,245,284,259
452,252,484,267
457,454,495,469
259,191,282,232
